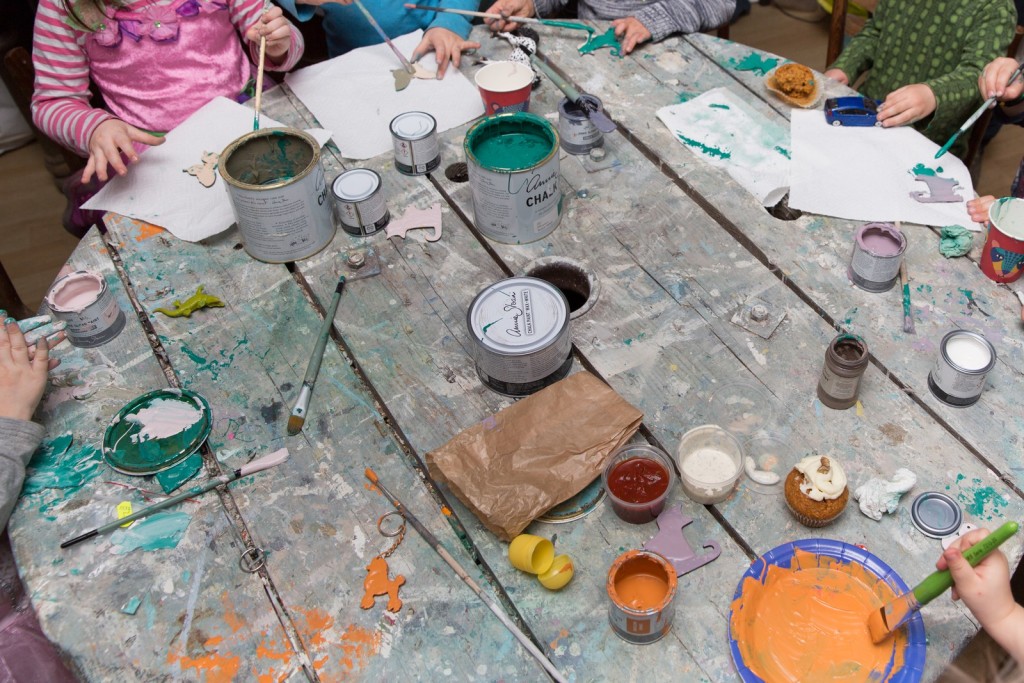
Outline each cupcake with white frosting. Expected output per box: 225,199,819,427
784,455,849,527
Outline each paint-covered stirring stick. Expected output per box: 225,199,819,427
867,520,1018,643
353,0,416,74
364,468,569,683
61,448,290,548
935,60,1024,159
403,4,594,38
288,276,346,435
253,35,267,131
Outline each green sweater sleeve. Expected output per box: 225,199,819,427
828,0,888,80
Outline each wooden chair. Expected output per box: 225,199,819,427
825,0,877,68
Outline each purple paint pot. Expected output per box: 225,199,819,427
848,222,906,292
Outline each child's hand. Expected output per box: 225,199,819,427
483,0,535,32
979,56,1024,102
84,120,165,183
611,17,651,55
248,6,293,60
936,528,1015,630
823,69,848,86
414,28,480,79
967,195,995,224
877,83,936,128
0,321,57,422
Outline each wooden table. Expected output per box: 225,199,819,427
11,25,1024,682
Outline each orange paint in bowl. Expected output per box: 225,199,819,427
607,550,677,644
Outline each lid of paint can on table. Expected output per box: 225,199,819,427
332,169,381,202
103,389,212,475
468,277,569,357
390,111,436,140
911,491,963,538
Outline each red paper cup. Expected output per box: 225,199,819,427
474,61,533,115
980,197,1024,283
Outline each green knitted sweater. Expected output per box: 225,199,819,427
829,0,1016,158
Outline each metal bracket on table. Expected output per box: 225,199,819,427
730,297,786,339
643,506,720,576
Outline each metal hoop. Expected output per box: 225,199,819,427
377,511,406,538
239,546,266,573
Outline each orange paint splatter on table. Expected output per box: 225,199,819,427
166,641,241,683
730,549,907,682
134,222,166,241
549,628,570,649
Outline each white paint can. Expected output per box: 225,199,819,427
467,276,571,396
558,95,604,155
219,128,335,263
928,330,996,407
331,169,390,237
390,111,440,176
45,270,126,348
464,113,562,245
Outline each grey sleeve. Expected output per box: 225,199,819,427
0,418,45,529
633,0,736,41
533,0,572,19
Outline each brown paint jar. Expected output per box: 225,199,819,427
817,334,869,410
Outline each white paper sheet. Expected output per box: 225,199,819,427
788,109,983,230
83,97,332,242
657,88,791,206
285,31,484,160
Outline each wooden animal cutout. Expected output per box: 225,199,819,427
386,203,443,242
392,63,436,91
643,505,721,576
361,556,405,612
184,151,219,188
909,174,962,203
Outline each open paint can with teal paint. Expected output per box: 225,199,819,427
464,113,562,244
103,389,212,475
219,128,335,263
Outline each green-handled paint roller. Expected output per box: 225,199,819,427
867,520,1018,643
935,60,1024,159
61,448,290,548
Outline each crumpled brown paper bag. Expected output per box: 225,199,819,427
426,372,643,541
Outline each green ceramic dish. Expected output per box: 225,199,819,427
102,389,212,475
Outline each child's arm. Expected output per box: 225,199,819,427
825,0,888,85
414,0,482,79
937,528,1024,665
233,0,305,72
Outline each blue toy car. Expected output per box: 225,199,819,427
824,97,881,127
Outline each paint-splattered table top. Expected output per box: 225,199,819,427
10,24,1024,683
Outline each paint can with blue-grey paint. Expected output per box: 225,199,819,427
558,95,604,155
220,128,335,263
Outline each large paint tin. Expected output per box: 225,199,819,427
928,330,996,407
390,111,440,176
219,128,335,263
45,270,126,348
558,95,604,155
467,276,572,397
331,169,390,237
607,550,678,645
848,222,906,292
464,113,562,245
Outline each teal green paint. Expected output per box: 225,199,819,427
676,91,699,103
915,284,933,294
731,53,779,76
468,118,554,171
774,146,791,159
482,319,501,334
843,307,859,325
624,338,633,346
22,438,102,514
155,453,202,494
121,596,142,615
960,487,1008,519
110,511,191,554
180,343,207,366
709,103,730,110
939,225,973,258
909,163,943,177
676,134,731,160
958,288,979,306
956,473,966,483
578,27,622,58
70,568,81,575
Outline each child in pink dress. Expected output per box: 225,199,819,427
31,0,304,235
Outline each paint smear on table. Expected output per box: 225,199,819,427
126,398,204,443
950,474,1008,521
730,548,907,682
730,53,780,76
110,511,191,554
21,436,103,514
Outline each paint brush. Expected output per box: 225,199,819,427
403,4,594,37
353,0,415,74
364,468,568,683
935,61,1024,159
253,35,267,131
896,222,914,334
61,448,290,548
867,521,1018,643
288,276,346,435
527,54,617,134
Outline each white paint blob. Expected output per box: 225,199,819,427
126,398,204,443
682,447,738,485
46,271,103,312
744,456,781,485
945,335,992,371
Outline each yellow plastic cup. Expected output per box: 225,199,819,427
508,534,555,574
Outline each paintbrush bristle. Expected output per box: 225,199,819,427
286,414,304,436
365,468,378,483
866,605,892,643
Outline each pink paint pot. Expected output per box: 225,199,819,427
848,222,906,292
45,270,125,348
980,197,1024,283
474,61,533,116
606,550,678,644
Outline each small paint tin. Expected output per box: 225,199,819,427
390,111,441,176
331,169,390,237
557,95,604,155
911,491,963,539
848,222,907,292
45,270,126,348
606,550,678,645
467,276,572,397
465,113,562,245
927,330,996,407
219,128,335,263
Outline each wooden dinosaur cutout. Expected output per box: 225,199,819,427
184,151,219,188
385,203,442,242
361,556,405,612
153,286,225,318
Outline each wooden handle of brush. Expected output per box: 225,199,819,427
913,521,1018,605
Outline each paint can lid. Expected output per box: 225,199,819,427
390,111,437,140
332,169,381,202
467,277,568,356
911,491,963,539
536,477,605,523
103,389,212,475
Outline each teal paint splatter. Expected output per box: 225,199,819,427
482,319,501,334
110,511,191,554
179,343,207,366
730,53,780,76
953,474,1008,520
915,284,933,294
21,436,102,514
155,453,202,494
774,146,791,159
623,338,633,346
709,103,731,110
121,596,141,615
909,163,943,177
843,307,859,325
676,133,731,160
676,91,699,103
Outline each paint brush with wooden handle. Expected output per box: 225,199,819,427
61,448,290,548
364,468,568,683
253,34,267,131
935,60,1023,159
353,0,415,74
288,275,346,435
867,521,1018,643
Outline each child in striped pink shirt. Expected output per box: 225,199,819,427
32,0,305,235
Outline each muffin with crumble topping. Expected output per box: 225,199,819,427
784,455,849,527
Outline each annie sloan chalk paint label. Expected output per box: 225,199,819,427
928,330,996,406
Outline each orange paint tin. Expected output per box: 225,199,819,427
606,550,677,644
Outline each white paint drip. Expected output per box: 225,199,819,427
745,340,767,366
744,456,780,485
352,524,367,559
126,397,203,443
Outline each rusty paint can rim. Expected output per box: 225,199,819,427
219,128,321,191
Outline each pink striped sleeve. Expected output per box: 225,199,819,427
232,0,305,72
31,0,112,157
